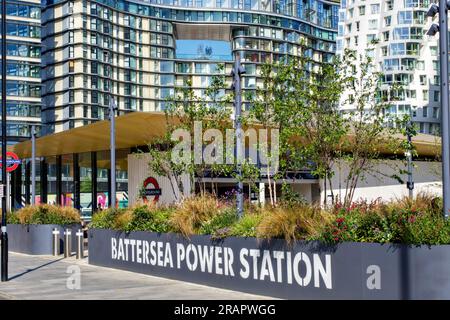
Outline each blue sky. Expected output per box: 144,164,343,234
176,40,232,59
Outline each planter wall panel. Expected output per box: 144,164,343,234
88,228,450,300
9,224,82,255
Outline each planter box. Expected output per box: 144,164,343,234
88,228,450,300
9,224,82,255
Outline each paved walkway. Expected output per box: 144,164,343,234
0,252,275,300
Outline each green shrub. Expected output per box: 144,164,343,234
230,213,263,238
125,205,173,233
199,209,238,238
89,208,118,229
7,212,20,224
90,205,174,233
314,195,450,246
87,194,450,245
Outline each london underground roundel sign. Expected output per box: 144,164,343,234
142,177,161,203
0,151,20,172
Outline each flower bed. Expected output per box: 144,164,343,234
8,205,82,255
89,194,450,245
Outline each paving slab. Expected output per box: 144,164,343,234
0,252,276,300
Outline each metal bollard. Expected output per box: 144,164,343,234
64,228,72,258
52,228,60,256
76,229,84,259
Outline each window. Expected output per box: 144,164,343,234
359,5,365,15
430,46,438,56
69,61,75,73
434,91,440,102
433,107,439,119
384,16,391,27
91,62,98,74
419,75,426,85
422,106,428,117
371,4,380,14
368,19,378,30
433,60,440,71
422,90,428,101
367,34,376,43
416,61,425,70
398,11,412,24
393,27,409,40
390,43,405,55
434,76,440,85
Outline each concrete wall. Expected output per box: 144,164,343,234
292,184,313,203
321,160,442,203
128,153,191,206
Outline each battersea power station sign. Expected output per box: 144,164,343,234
88,229,450,299
110,238,332,289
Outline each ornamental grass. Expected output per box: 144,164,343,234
11,204,81,225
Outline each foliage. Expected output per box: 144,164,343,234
250,43,351,206
88,194,450,245
315,193,450,245
169,194,222,237
279,183,306,208
338,48,414,206
256,205,332,244
90,204,174,233
144,64,233,202
199,208,238,239
124,204,173,233
90,209,117,229
230,212,263,238
10,205,81,225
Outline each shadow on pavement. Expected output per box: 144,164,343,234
8,257,66,281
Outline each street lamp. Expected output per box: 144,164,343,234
231,52,246,218
405,121,414,199
427,0,450,218
109,96,117,209
1,0,8,281
31,125,36,205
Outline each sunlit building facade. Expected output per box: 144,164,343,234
337,0,441,135
2,0,41,143
41,0,339,134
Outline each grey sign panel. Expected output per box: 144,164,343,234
88,229,450,300
144,189,162,196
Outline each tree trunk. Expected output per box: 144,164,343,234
273,180,277,205
267,166,274,206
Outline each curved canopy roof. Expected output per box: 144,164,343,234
11,112,442,159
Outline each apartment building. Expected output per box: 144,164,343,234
40,0,339,134
2,0,41,143
337,0,441,135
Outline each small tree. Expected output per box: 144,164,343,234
250,41,351,206
146,64,232,200
339,48,414,206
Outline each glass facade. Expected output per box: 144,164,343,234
1,0,42,142
41,0,339,133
